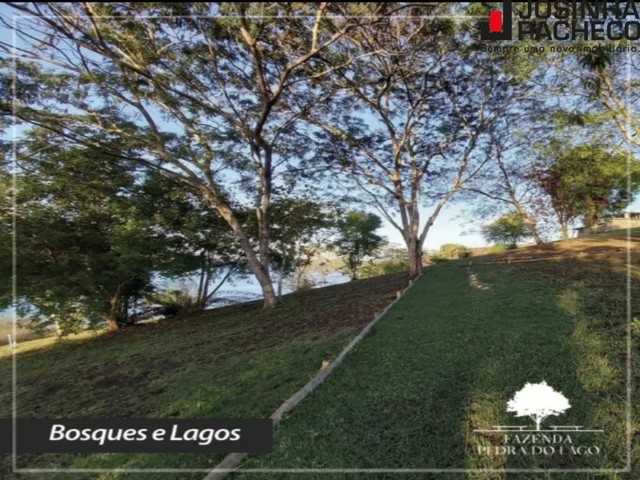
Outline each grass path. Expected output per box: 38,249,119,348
237,261,633,478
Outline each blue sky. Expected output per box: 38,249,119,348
3,4,639,253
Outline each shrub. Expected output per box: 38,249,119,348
361,259,409,278
437,243,471,259
296,276,316,291
148,289,197,317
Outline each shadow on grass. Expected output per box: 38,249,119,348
233,259,631,479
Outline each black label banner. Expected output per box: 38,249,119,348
0,418,272,453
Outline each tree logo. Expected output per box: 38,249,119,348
473,381,604,458
474,380,603,434
507,381,571,430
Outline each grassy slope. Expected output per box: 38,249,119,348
236,232,639,479
0,272,408,480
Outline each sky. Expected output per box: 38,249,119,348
2,3,639,256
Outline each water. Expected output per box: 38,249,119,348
162,270,351,309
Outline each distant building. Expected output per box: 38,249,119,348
573,212,640,237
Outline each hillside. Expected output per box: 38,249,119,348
235,231,639,478
0,273,408,479
1,231,638,479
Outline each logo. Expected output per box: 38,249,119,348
474,381,603,457
480,0,640,42
506,380,570,430
480,0,513,40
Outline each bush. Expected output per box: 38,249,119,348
296,276,316,291
361,259,409,278
437,243,471,259
147,289,197,317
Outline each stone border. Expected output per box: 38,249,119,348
203,275,422,480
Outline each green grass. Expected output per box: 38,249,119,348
0,273,408,480
2,234,638,480
235,251,638,479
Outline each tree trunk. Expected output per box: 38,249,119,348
260,275,278,308
560,222,570,240
535,417,542,431
207,197,278,308
196,253,206,308
105,316,120,332
106,284,126,331
247,259,277,308
277,253,286,301
406,237,423,279
512,204,546,246
527,220,546,245
201,257,213,310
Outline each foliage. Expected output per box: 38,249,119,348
267,198,334,297
1,133,235,334
534,143,639,237
136,172,246,310
487,245,509,255
360,259,409,279
2,137,163,333
437,244,471,260
334,211,386,280
482,212,530,249
145,289,197,318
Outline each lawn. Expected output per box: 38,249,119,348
1,233,638,480
233,235,639,479
0,272,408,480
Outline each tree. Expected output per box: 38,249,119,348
334,211,385,281
462,125,550,246
507,381,571,431
482,212,530,249
0,2,380,308
135,172,246,311
576,47,640,150
534,143,639,238
1,128,245,333
300,4,504,279
2,135,174,332
267,198,333,300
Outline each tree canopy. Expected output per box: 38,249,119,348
334,210,386,280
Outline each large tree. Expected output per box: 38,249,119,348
300,4,504,278
0,2,380,308
534,143,640,237
1,134,177,332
